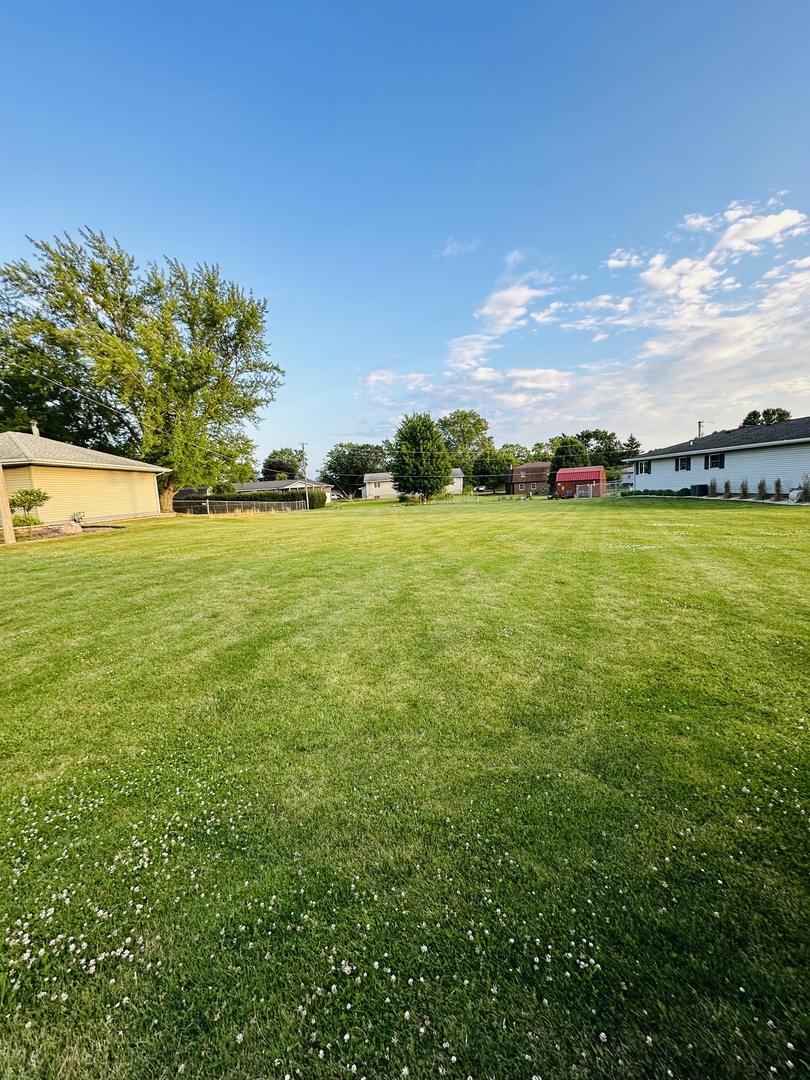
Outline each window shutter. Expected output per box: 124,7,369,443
675,459,679,472
704,455,709,470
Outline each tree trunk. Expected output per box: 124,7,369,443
159,484,176,513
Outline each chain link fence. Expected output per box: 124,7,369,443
174,500,308,516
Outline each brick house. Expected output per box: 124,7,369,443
504,461,551,495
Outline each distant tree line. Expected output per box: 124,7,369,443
317,409,644,497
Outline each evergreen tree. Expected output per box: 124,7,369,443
622,433,642,457
391,413,452,499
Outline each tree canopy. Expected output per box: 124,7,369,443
0,230,282,508
472,445,517,491
575,429,624,469
261,448,305,481
499,443,530,464
550,436,589,486
436,409,491,484
740,408,791,427
390,413,452,499
319,442,388,497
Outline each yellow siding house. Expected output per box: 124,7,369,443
0,431,168,525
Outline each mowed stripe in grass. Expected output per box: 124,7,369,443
0,498,808,1078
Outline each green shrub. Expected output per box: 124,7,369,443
397,494,422,504
799,475,810,503
739,479,749,499
774,478,783,501
677,487,691,496
723,480,731,499
757,479,768,500
12,514,42,527
8,487,50,516
708,478,717,497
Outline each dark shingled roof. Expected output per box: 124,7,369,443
625,416,810,461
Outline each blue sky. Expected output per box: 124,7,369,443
3,1,810,471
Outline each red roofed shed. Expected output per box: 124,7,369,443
554,465,607,498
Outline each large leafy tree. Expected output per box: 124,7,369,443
575,428,624,468
0,230,282,508
550,436,589,487
0,346,137,453
391,413,452,500
472,445,517,491
436,409,491,486
319,442,388,497
261,447,305,481
740,408,791,427
499,442,530,464
762,407,791,425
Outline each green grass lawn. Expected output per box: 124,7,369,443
1,497,808,1079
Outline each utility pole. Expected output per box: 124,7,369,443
0,460,17,545
301,442,310,509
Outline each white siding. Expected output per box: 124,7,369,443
634,443,810,493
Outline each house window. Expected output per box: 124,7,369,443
520,472,526,479
530,482,536,490
675,457,691,472
704,453,725,469
373,482,380,487
519,483,525,491
635,461,651,474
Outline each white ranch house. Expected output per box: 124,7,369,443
624,416,810,496
361,468,464,499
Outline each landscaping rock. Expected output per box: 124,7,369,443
60,521,83,535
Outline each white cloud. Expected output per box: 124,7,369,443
361,369,432,389
717,208,807,253
468,366,503,382
605,248,643,269
640,254,724,300
474,284,551,334
531,301,566,325
436,236,480,259
681,213,718,232
446,332,501,370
